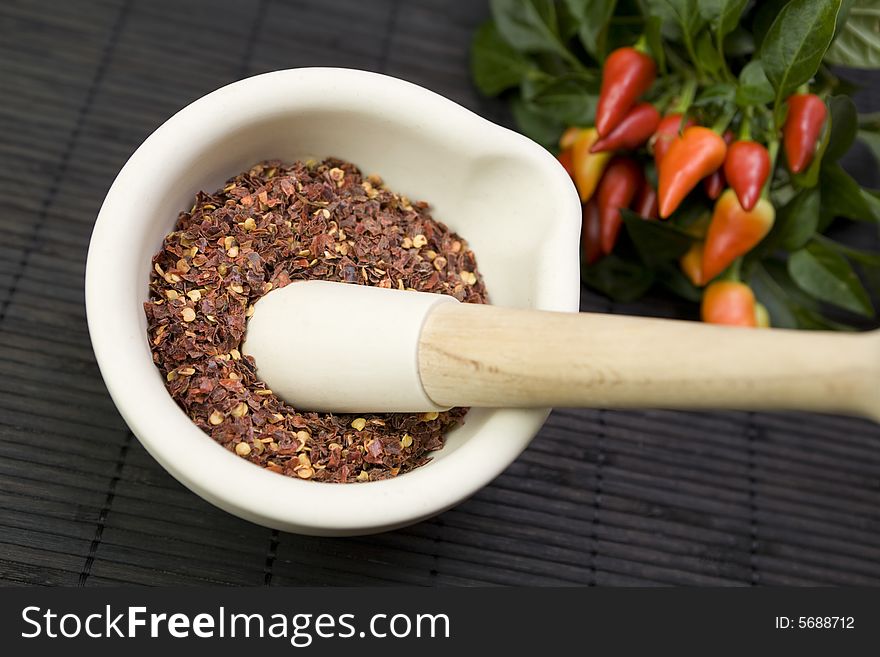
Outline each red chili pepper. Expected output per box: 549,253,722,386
633,180,658,219
702,130,735,201
723,140,771,211
581,199,603,265
702,171,725,201
701,281,759,327
557,148,575,179
590,103,661,153
783,93,827,174
658,126,728,218
651,114,696,168
597,156,643,254
701,189,775,282
596,47,656,137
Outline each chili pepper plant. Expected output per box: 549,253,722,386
471,0,880,329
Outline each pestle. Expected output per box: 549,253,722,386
241,280,880,420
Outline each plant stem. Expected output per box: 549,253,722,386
739,107,753,141
664,45,692,75
716,31,735,84
673,77,698,115
711,105,738,134
653,86,680,114
724,257,744,282
558,45,590,74
762,138,780,200
682,31,704,83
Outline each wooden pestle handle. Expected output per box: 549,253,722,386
418,303,880,421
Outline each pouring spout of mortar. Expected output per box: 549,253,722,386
242,280,880,421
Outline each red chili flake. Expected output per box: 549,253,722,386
145,159,488,483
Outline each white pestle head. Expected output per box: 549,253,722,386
241,280,458,413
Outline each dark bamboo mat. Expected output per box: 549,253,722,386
1,0,879,587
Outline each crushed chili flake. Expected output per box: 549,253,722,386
144,159,488,483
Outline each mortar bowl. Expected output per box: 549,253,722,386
86,68,581,535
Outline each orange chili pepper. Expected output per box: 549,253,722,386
651,113,696,168
703,130,735,201
572,128,612,202
658,126,728,218
701,189,775,282
701,281,759,327
679,242,704,287
557,148,575,179
559,126,582,150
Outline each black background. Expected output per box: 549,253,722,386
1,0,879,587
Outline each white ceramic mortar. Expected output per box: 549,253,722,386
86,68,581,535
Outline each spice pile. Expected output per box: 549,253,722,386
144,158,488,483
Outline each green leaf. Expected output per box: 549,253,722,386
655,264,703,302
696,30,725,78
754,259,861,330
699,0,750,40
823,95,858,162
814,234,880,267
656,0,705,41
556,0,582,41
788,240,874,316
668,196,712,231
820,162,880,221
520,73,600,125
776,187,822,251
622,210,696,266
863,264,880,300
759,0,842,100
581,254,655,302
834,0,858,36
470,22,534,96
749,262,800,328
751,0,792,48
510,97,564,149
736,60,775,106
670,0,705,39
644,15,667,73
860,111,880,132
693,82,736,107
490,0,572,60
724,26,755,57
642,0,678,24
563,0,617,59
789,305,861,329
825,0,880,67
858,128,880,164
